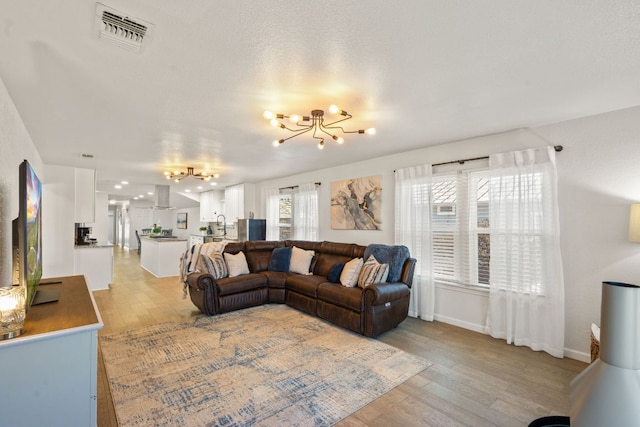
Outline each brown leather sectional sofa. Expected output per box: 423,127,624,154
186,240,416,337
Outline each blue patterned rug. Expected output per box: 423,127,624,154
100,304,431,426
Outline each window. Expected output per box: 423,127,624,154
431,170,490,287
277,191,293,240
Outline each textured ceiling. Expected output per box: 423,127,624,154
1,1,640,204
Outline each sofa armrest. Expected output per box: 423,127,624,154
363,282,410,306
186,272,217,315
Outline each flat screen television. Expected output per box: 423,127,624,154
12,159,57,310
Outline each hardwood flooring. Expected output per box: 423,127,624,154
94,247,586,427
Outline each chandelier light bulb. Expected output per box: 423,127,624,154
329,104,339,114
289,114,300,123
318,141,324,150
270,118,279,127
272,140,280,147
213,173,219,178
173,170,180,175
263,111,274,120
366,128,376,135
174,178,180,183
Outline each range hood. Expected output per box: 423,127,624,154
153,185,175,210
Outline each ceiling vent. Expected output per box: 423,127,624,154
95,3,153,53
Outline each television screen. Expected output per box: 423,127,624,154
19,160,43,308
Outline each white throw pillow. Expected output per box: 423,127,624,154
289,246,315,275
223,251,250,277
340,257,363,287
358,255,389,288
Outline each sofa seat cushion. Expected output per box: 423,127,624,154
216,273,267,296
318,282,363,312
260,271,290,289
286,274,327,298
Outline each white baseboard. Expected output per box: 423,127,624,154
434,314,487,334
564,348,590,363
434,314,591,363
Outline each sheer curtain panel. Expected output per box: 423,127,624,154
265,187,280,240
486,146,565,358
293,183,319,241
395,165,435,321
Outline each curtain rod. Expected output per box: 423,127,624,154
431,145,564,167
279,182,321,191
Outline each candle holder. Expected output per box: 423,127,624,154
0,286,26,340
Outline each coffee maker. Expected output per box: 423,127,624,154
75,224,92,245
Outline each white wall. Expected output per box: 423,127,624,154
90,192,109,244
172,207,202,240
0,77,44,286
42,165,76,278
255,108,640,361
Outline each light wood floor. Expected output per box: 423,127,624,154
94,247,586,427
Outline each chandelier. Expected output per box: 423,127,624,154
163,167,219,183
263,104,376,150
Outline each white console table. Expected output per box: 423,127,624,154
0,275,103,427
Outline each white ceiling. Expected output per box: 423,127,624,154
2,1,640,204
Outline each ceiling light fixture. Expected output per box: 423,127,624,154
264,105,376,150
163,167,219,183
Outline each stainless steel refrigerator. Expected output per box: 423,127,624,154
237,219,266,241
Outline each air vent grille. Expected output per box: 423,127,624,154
95,3,153,53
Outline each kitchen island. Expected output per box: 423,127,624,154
140,236,188,278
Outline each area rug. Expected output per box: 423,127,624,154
100,304,431,426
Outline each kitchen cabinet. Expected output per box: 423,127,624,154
224,183,255,221
199,190,223,222
189,235,204,247
74,168,96,223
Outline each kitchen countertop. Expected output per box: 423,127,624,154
74,243,114,249
141,236,188,242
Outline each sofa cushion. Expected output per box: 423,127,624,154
224,251,250,277
286,274,327,298
317,282,363,312
260,271,290,289
327,263,345,283
363,244,410,282
198,253,228,280
340,257,363,287
216,273,267,296
290,246,315,275
268,246,292,272
358,255,389,288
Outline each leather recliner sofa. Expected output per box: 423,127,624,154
186,240,416,337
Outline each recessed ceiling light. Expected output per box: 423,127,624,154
121,181,129,185
210,182,217,186
109,200,116,204
133,197,139,200
147,192,153,195
185,189,191,193
139,195,144,198
197,186,203,190
114,184,122,189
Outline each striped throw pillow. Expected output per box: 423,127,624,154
357,255,389,288
199,253,228,279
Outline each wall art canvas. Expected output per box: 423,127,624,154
331,175,382,230
177,212,188,229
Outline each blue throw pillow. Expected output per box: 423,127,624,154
327,263,345,283
268,246,292,272
363,244,410,282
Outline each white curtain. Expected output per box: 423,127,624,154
293,183,318,241
486,146,565,358
264,187,280,240
395,165,435,321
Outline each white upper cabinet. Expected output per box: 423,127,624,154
74,168,96,223
224,183,255,221
199,190,223,222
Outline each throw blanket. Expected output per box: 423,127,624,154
179,241,228,297
363,244,410,282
